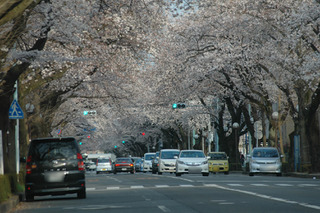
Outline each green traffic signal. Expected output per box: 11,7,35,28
79,142,83,145
122,141,125,144
114,145,117,148
172,103,186,109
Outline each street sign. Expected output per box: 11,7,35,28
9,100,24,119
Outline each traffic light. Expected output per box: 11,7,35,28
114,145,118,148
79,142,83,145
122,141,125,144
141,132,145,136
172,103,186,109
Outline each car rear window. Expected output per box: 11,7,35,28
29,140,78,162
98,158,110,163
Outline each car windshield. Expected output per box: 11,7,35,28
180,151,205,158
253,149,279,157
209,153,227,160
145,154,155,160
161,151,180,159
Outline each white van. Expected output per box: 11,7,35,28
143,152,155,172
158,149,180,175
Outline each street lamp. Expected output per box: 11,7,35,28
233,122,240,170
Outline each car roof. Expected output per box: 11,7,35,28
160,149,180,152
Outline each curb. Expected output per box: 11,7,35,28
0,194,22,213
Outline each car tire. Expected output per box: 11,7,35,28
224,171,229,175
175,173,181,176
114,170,117,174
96,171,99,174
77,188,86,199
249,172,254,176
276,173,282,176
202,173,209,176
25,193,34,202
158,172,162,175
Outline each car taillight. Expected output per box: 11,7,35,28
26,156,32,174
115,164,120,167
77,153,85,171
130,164,134,167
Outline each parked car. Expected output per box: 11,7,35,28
248,147,282,176
113,157,135,174
143,152,155,172
96,157,113,174
152,152,160,174
25,137,86,202
176,150,209,176
158,149,180,175
207,152,229,174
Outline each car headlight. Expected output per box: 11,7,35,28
177,160,185,165
202,161,208,165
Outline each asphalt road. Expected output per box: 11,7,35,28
11,171,320,213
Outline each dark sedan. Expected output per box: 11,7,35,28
113,158,135,174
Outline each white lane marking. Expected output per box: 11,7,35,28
227,184,244,187
180,184,194,187
155,185,170,188
158,205,171,212
106,186,120,190
210,184,320,210
86,188,96,191
298,184,319,187
251,184,268,187
275,184,293,187
131,185,144,189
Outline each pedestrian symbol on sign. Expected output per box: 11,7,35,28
9,100,24,119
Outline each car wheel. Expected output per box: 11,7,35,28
249,172,254,176
276,173,282,176
202,173,209,176
25,193,34,202
176,173,181,176
130,170,135,174
224,171,229,175
158,172,162,175
96,171,99,174
114,170,117,174
77,188,86,199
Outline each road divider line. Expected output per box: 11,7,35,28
209,184,320,210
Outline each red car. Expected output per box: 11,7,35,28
113,158,135,174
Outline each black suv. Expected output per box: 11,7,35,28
25,137,86,201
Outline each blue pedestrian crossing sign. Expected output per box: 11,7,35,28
9,100,24,119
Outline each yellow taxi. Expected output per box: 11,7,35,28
208,152,229,174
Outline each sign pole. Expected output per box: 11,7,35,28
14,81,20,176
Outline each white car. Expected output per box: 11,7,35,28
158,149,180,175
176,150,209,176
248,147,282,176
143,152,155,172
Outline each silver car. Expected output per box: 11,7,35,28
248,147,282,176
96,158,113,174
175,150,209,176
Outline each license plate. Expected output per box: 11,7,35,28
122,168,127,171
102,168,106,171
44,171,65,182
